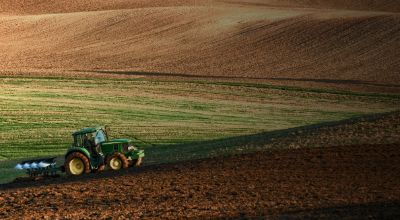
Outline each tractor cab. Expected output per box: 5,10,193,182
72,127,108,148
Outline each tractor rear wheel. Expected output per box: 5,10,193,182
107,153,129,171
65,152,91,176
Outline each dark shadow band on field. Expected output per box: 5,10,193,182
74,69,265,80
1,110,398,190
74,70,400,89
143,110,400,165
73,70,400,99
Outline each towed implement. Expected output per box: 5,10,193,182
15,157,58,177
15,126,144,178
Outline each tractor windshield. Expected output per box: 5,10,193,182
72,128,108,147
95,130,107,145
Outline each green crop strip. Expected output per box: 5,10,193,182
0,76,398,162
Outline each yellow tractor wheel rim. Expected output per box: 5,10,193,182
110,157,122,170
69,158,84,175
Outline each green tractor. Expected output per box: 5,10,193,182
63,126,144,175
15,126,144,179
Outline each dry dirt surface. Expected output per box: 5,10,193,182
0,143,399,219
0,0,399,87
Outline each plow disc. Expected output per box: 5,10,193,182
15,157,60,178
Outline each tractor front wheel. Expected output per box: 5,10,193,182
65,152,91,176
107,153,129,171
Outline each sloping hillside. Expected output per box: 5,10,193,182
0,0,399,84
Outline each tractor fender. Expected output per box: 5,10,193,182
65,147,91,160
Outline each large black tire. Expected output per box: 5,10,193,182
106,153,129,171
64,152,91,176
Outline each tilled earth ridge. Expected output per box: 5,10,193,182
0,143,399,219
1,1,400,85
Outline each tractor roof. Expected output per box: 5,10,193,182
72,126,105,136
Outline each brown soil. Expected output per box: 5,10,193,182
242,111,400,154
0,143,399,219
224,0,400,13
1,0,399,89
1,0,399,14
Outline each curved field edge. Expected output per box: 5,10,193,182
145,110,400,165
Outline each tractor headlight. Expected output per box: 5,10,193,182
128,145,137,151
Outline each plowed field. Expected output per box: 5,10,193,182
0,1,399,219
1,0,399,89
1,143,399,219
